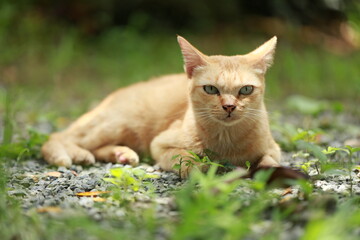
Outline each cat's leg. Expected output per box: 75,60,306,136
257,155,280,168
42,110,129,167
42,139,72,167
92,145,139,167
42,135,95,167
257,143,281,168
151,122,203,178
153,145,196,179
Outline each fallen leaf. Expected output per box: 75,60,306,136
71,170,78,176
281,187,293,196
76,191,110,197
93,197,106,202
36,206,62,213
279,196,293,204
45,172,62,178
22,174,40,182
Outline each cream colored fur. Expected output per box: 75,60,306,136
42,36,281,178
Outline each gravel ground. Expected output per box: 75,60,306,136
6,151,360,215
4,152,360,240
6,160,183,219
3,111,360,239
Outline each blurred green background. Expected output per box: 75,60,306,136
0,0,359,123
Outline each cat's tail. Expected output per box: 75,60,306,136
41,133,95,167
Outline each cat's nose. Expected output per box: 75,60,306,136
222,105,236,113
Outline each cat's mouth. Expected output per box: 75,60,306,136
209,114,241,126
222,113,240,122
224,115,235,121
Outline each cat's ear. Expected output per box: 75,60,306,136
177,36,208,79
247,36,277,75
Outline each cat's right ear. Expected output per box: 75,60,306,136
247,36,277,75
177,36,208,79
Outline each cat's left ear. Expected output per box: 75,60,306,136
177,36,209,79
247,36,277,75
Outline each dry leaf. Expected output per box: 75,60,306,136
281,187,293,196
76,191,110,197
279,196,293,204
31,175,40,182
71,170,78,176
36,206,62,213
93,197,106,202
23,174,40,182
45,171,62,178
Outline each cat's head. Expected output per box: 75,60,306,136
177,36,277,126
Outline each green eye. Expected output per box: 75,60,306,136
239,85,254,95
203,85,220,95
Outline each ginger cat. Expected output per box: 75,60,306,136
42,36,281,178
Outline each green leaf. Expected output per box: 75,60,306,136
103,178,118,185
173,163,181,170
251,168,275,191
109,168,124,178
171,154,181,160
254,168,274,183
296,179,313,196
322,146,349,155
188,151,201,162
132,168,146,177
296,140,327,162
207,162,224,167
345,146,360,154
292,130,309,142
245,161,251,170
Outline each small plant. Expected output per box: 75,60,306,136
292,128,322,143
298,158,320,175
245,161,251,171
293,150,321,175
173,166,254,239
296,178,314,199
322,145,360,195
103,167,159,202
172,151,223,179
251,168,275,191
282,128,327,176
0,129,48,161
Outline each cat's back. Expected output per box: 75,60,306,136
131,73,189,123
109,73,188,111
102,73,189,151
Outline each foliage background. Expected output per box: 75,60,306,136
0,0,359,122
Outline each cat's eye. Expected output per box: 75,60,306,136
239,85,254,95
203,85,220,95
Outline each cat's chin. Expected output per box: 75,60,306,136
211,116,242,127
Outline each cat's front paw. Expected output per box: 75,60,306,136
113,146,139,167
52,155,72,167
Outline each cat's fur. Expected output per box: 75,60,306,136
42,36,281,178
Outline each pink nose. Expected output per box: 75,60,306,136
222,105,236,113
